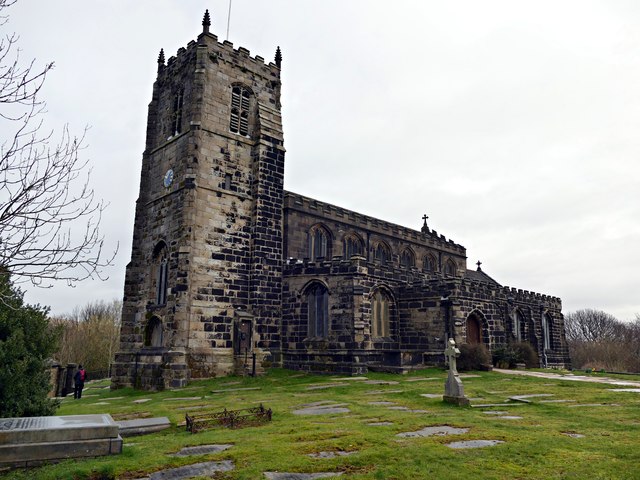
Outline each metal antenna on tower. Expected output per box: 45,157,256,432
226,0,233,40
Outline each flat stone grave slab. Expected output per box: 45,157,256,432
210,387,261,393
364,389,403,395
447,440,504,449
562,432,585,438
307,450,356,459
568,403,620,408
470,403,517,408
112,412,152,421
368,401,396,405
608,388,640,393
91,402,111,405
146,460,234,479
305,383,347,391
293,403,350,416
116,417,171,437
539,399,575,403
368,421,394,426
458,374,481,379
397,425,469,438
404,377,438,382
163,396,202,402
170,444,233,457
264,473,343,479
132,398,152,404
0,414,122,467
331,376,368,381
509,394,554,403
497,416,523,420
420,394,442,399
482,411,508,415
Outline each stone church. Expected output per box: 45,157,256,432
111,11,570,390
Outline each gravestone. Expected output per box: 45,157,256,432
115,417,171,437
0,414,122,468
442,339,470,406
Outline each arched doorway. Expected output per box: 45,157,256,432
466,313,482,344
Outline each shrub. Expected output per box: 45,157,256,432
492,341,539,368
458,343,491,371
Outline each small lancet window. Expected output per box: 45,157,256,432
172,89,184,136
543,314,553,350
224,173,232,190
513,310,523,341
230,86,251,136
153,242,169,306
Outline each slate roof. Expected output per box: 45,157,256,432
464,268,501,287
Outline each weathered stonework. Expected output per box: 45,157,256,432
112,12,570,390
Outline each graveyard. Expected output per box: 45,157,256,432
1,367,639,479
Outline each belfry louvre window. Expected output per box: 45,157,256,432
371,290,391,337
172,89,183,136
230,86,251,136
307,283,329,338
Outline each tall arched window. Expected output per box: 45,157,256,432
307,283,329,338
373,242,390,265
512,309,524,341
423,254,436,272
152,242,169,306
230,86,252,136
343,233,364,259
543,314,553,350
400,249,415,269
308,225,330,260
444,259,456,276
145,316,163,347
371,289,392,337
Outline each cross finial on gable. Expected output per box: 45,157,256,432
421,214,429,233
476,260,482,271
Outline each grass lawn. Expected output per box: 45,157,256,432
3,368,640,479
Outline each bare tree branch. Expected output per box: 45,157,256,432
0,1,116,291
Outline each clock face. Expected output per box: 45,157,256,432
163,169,174,188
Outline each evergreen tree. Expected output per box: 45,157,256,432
0,273,60,417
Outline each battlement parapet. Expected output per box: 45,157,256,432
284,191,466,254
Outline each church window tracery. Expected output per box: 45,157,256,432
423,254,436,272
343,233,364,259
400,249,415,269
171,89,184,136
308,225,330,260
444,259,456,276
373,242,391,265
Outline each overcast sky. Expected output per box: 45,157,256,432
4,1,640,320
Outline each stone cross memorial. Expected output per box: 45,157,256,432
443,338,470,406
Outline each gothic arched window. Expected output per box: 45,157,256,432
171,89,184,136
444,259,456,276
513,309,524,341
400,249,415,269
371,289,392,337
423,254,436,272
306,283,329,338
230,86,252,136
308,225,330,260
373,242,391,265
343,233,364,259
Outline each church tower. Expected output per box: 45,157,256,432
112,11,285,389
